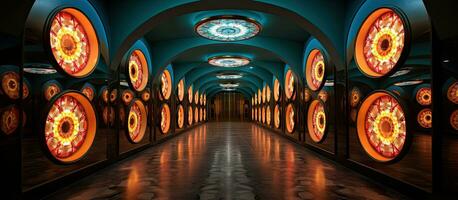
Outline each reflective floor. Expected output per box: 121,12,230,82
47,122,408,200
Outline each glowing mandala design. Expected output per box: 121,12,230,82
1,71,28,100
261,106,265,124
81,83,95,101
44,92,96,163
266,85,271,103
266,106,271,125
110,89,117,103
416,87,431,106
208,56,250,67
194,106,199,123
200,108,203,122
121,90,134,105
447,81,458,104
160,104,171,134
1,106,20,135
127,100,147,143
195,16,261,41
285,70,295,100
177,105,184,129
304,88,312,103
306,49,326,91
188,86,193,103
161,70,172,100
274,105,280,129
318,90,328,103
128,50,149,91
177,79,185,102
188,106,193,125
141,89,151,102
357,92,407,162
194,91,199,105
355,9,405,77
43,81,62,101
350,87,362,107
307,100,327,143
451,110,458,131
274,78,280,102
286,104,295,133
50,8,99,77
417,108,432,129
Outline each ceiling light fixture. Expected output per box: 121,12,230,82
220,83,239,88
208,55,250,67
195,15,261,41
217,74,243,79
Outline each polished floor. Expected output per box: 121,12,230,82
47,122,408,200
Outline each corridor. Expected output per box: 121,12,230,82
47,123,407,200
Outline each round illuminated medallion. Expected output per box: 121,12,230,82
304,88,312,103
1,71,19,100
100,87,109,103
110,89,118,103
417,108,432,129
261,106,265,124
274,78,280,102
258,107,262,122
102,106,114,126
415,87,431,106
128,50,149,91
258,89,262,104
450,110,458,131
177,105,184,129
121,90,134,105
355,8,406,77
160,104,171,134
204,94,207,105
274,105,280,129
194,106,199,123
285,103,295,133
447,81,458,104
357,91,407,162
127,100,147,143
160,70,172,100
306,49,326,91
195,15,261,41
80,83,95,101
266,85,271,103
200,108,203,122
200,94,204,106
188,106,193,125
44,92,96,163
43,80,62,101
1,106,20,135
285,69,295,100
208,56,250,67
254,94,258,105
188,86,193,103
177,79,185,102
350,87,362,107
141,89,151,102
49,8,99,78
262,86,266,104
266,105,271,125
194,91,199,105
307,100,327,143
318,90,328,103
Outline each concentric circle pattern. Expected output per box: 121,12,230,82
44,92,96,163
266,106,271,125
1,71,21,100
306,49,326,91
161,70,172,100
110,89,117,103
416,87,431,106
177,105,184,129
274,105,280,129
188,106,193,125
308,100,327,143
355,8,405,77
318,90,328,103
357,92,407,162
350,87,362,107
451,110,458,131
50,8,98,78
285,70,295,100
160,104,171,134
128,50,149,91
194,91,199,105
121,90,134,105
274,78,280,102
141,89,151,102
194,106,199,123
304,88,312,102
1,106,20,135
447,81,458,104
81,83,95,101
127,100,147,143
285,103,295,133
417,108,432,129
188,86,193,103
177,79,184,102
44,81,62,101
195,16,261,41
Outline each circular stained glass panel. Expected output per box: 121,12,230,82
415,87,431,106
127,100,147,143
307,100,327,143
1,106,20,135
450,110,458,131
194,106,199,123
266,105,271,125
285,69,295,100
188,106,193,125
355,8,406,77
49,8,99,78
274,105,280,129
161,70,172,100
80,83,95,101
195,16,261,41
1,71,29,100
350,87,362,107
357,91,407,162
160,104,171,134
274,78,280,102
177,105,184,129
306,49,326,91
121,90,134,105
188,86,193,103
447,81,458,104
285,103,295,133
417,108,432,129
128,50,149,91
43,81,62,101
44,92,96,163
177,79,185,102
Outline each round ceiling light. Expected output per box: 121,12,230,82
217,73,242,79
220,83,239,88
195,15,261,41
208,56,250,67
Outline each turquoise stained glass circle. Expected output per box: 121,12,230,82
195,16,261,41
208,56,250,67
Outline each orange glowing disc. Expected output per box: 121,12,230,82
80,83,95,101
177,104,184,129
318,90,328,103
44,92,96,163
417,108,432,129
194,106,199,123
416,87,431,106
355,8,405,77
160,104,171,134
110,89,117,103
121,89,134,105
274,105,280,129
141,89,151,102
50,8,99,78
1,106,20,135
43,80,62,101
266,105,271,125
127,100,147,143
306,49,326,91
188,86,193,104
450,110,458,131
102,106,114,126
274,78,280,102
307,100,327,143
285,103,295,133
350,87,362,107
128,50,149,91
447,81,458,104
160,70,172,100
177,79,185,102
188,106,193,125
285,69,295,100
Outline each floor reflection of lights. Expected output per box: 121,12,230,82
48,122,407,200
